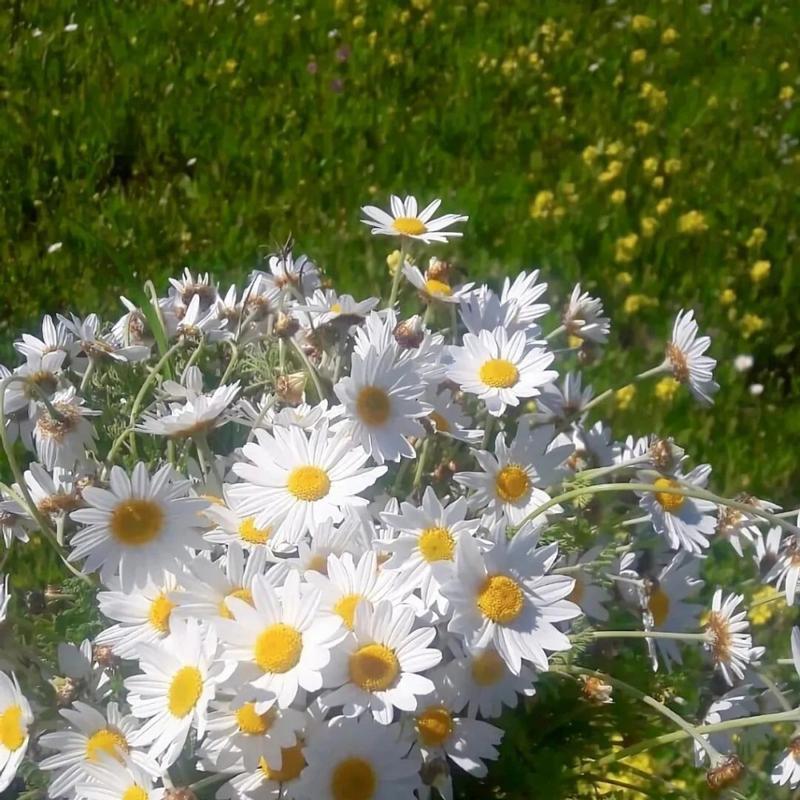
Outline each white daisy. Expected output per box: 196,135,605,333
257,250,321,295
664,309,719,405
0,491,33,546
333,345,428,464
14,314,72,361
361,195,468,244
322,599,441,724
125,619,228,766
455,421,572,527
402,262,474,304
500,270,550,327
287,516,362,575
529,372,594,425
447,327,556,416
168,294,230,342
39,702,156,798
562,284,610,344
693,686,757,766
56,640,111,702
33,387,99,469
305,551,409,631
4,350,66,420
441,532,580,674
21,462,82,524
422,385,481,444
560,544,611,622
298,289,379,327
766,525,800,604
715,494,781,557
753,525,783,578
704,590,755,685
0,672,32,792
95,574,180,658
69,462,209,591
295,716,422,800
112,296,151,348
217,570,344,709
772,739,800,789
637,465,717,555
167,268,219,314
76,756,164,800
228,420,386,543
58,312,150,372
202,492,287,553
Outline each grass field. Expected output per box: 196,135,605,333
2,1,800,797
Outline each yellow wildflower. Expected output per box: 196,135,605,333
741,313,766,337
655,377,681,402
582,145,599,166
643,156,659,176
656,197,673,215
633,120,653,136
610,189,626,205
779,86,795,103
651,176,664,190
750,260,771,283
397,9,411,24
386,249,402,276
623,294,656,314
530,190,556,220
749,586,780,626
707,95,719,109
631,48,647,64
720,288,736,306
615,233,639,263
616,271,633,287
253,11,269,25
367,31,378,48
664,158,682,174
387,52,403,66
677,210,708,234
661,27,679,45
616,385,636,410
631,14,655,31
547,86,564,107
501,58,519,77
779,61,790,72
598,160,623,183
606,141,624,157
746,227,767,248
640,216,658,237
352,14,365,29
223,59,238,74
640,82,667,111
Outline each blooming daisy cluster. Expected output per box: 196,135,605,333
0,195,798,798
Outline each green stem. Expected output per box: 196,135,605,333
219,340,239,386
585,776,657,797
580,364,668,416
290,339,325,402
756,669,794,713
79,359,96,393
193,433,223,496
412,437,432,491
386,239,407,310
584,630,708,643
545,324,565,341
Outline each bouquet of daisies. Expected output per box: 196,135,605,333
1,195,799,800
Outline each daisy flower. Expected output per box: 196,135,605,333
33,387,99,469
402,262,474,304
766,525,800,604
447,327,556,416
257,250,321,295
4,350,66,420
298,289,379,327
704,590,755,685
773,629,800,788
305,551,409,631
455,421,572,527
14,314,72,361
125,619,228,766
753,525,782,578
333,345,428,464
562,284,610,344
112,296,151,348
0,491,33,546
56,639,111,702
664,309,719,405
529,372,594,425
441,533,580,674
287,516,362,575
69,462,209,591
0,672,32,792
715,494,781,557
441,644,536,719
199,690,306,772
217,738,309,800
637,465,717,555
411,690,503,781
217,570,344,709
203,492,285,553
295,716,422,800
500,270,550,327
168,294,230,342
95,573,180,658
361,195,468,244
58,312,150,372
167,268,218,313
39,701,156,798
560,544,611,621
77,756,164,800
21,462,82,523
423,385,481,444
379,489,481,613
322,600,441,724
693,686,757,766
228,420,386,543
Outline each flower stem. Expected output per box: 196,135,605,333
583,629,708,643
579,364,668,416
193,432,222,497
412,437,432,491
290,339,325,402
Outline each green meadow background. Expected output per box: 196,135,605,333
2,1,800,797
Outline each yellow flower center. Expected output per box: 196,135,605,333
479,358,519,388
287,466,331,502
349,643,399,692
122,786,148,800
424,278,452,297
330,303,343,313
219,587,254,619
109,498,164,546
235,702,273,735
0,705,26,752
418,526,455,562
331,756,377,800
147,593,173,634
307,554,329,574
416,706,454,747
255,624,303,673
428,411,450,433
477,575,525,624
392,216,427,236
648,587,670,627
653,477,685,513
238,516,271,545
259,743,306,783
495,464,530,503
355,386,392,427
470,649,507,687
167,666,203,718
333,593,364,630
85,726,128,762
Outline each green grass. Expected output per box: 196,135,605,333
2,1,800,797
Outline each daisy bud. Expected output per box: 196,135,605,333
706,754,745,791
92,644,118,669
648,437,684,472
52,676,80,707
274,312,300,339
580,675,614,705
393,315,425,349
432,460,455,483
275,372,306,406
164,789,197,800
425,257,451,282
